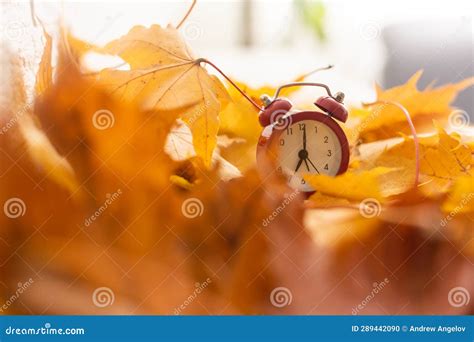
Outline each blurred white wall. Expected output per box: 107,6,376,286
3,0,472,107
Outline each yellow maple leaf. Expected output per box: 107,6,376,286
371,126,473,194
304,192,351,208
363,131,472,200
165,122,242,181
96,24,230,166
305,167,394,203
218,81,271,171
350,71,474,142
442,176,474,214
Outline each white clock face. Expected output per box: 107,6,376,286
276,119,343,192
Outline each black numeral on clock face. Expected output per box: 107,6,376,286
299,123,306,130
324,163,329,170
286,127,293,135
327,150,332,156
324,136,329,143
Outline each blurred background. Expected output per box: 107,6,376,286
2,0,473,110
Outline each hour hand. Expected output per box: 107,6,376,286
295,158,303,172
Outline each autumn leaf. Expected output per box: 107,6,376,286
36,50,185,195
96,24,230,166
442,176,474,214
17,114,79,194
165,122,242,181
218,81,271,171
4,51,75,195
348,71,474,143
2,6,474,317
306,167,394,203
0,54,87,245
370,126,473,194
304,208,380,247
35,28,53,96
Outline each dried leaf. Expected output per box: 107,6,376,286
350,71,474,142
372,126,473,193
97,25,230,166
443,176,474,213
17,114,79,194
306,167,394,203
35,28,53,96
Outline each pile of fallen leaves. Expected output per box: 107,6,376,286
0,7,473,315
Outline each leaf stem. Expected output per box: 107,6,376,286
176,0,197,29
295,64,334,81
363,100,420,187
199,58,263,111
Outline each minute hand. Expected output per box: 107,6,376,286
303,125,307,150
307,157,320,174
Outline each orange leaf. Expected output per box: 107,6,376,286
97,25,230,166
351,71,474,142
35,28,53,96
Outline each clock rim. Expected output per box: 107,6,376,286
256,110,350,191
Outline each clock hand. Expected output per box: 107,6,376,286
303,158,310,171
295,158,303,172
303,124,307,151
306,157,320,174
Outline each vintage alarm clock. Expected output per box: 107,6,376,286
256,82,350,193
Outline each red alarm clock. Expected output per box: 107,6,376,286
256,82,350,193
